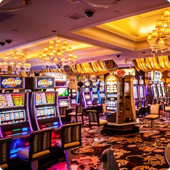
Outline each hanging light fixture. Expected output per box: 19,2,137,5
147,9,170,56
0,50,31,72
39,38,78,70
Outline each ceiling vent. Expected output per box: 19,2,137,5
66,13,84,20
0,12,16,22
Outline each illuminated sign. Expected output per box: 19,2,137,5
115,68,135,77
0,77,23,89
36,78,54,89
45,73,67,82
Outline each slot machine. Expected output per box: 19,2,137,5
105,74,117,113
25,76,61,131
157,82,163,100
83,79,92,108
133,77,139,108
69,89,77,104
99,81,105,103
138,76,145,103
161,81,166,99
92,80,99,104
0,74,32,158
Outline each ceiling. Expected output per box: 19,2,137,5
0,0,169,68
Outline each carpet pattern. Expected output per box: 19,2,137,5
54,115,170,170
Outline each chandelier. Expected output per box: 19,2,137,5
147,9,170,56
0,50,31,72
39,38,78,70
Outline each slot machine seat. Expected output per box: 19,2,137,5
0,138,11,170
145,105,160,132
17,128,53,170
68,105,84,126
55,123,82,170
98,149,119,170
86,110,108,141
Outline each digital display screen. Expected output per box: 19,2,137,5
100,93,105,98
93,94,98,99
84,80,90,87
99,87,104,92
36,106,56,119
36,77,54,89
59,100,69,107
56,88,69,97
0,77,23,89
0,110,26,125
139,86,144,98
84,88,90,93
133,86,138,99
87,101,92,105
71,99,76,104
92,88,97,92
0,93,24,108
36,92,55,105
85,95,90,99
124,82,130,94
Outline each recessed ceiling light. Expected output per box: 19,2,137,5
14,37,18,39
142,51,146,54
52,30,57,33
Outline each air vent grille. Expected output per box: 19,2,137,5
0,12,16,22
66,13,84,20
67,0,80,4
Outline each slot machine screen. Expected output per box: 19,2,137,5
92,88,97,92
124,82,130,95
93,94,98,99
72,89,76,93
139,86,144,98
85,95,90,99
59,100,69,107
84,88,90,93
56,88,69,97
0,110,26,125
71,99,76,104
36,92,55,105
100,93,105,98
36,106,56,119
0,94,24,108
133,86,138,99
87,101,92,105
99,87,104,92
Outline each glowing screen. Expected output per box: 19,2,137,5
36,92,55,105
36,106,56,119
133,86,138,99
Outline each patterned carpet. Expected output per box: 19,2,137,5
53,115,170,170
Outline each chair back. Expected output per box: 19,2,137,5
29,128,53,160
86,110,99,125
76,105,83,114
137,101,142,109
100,148,119,170
93,100,98,107
101,98,106,104
61,123,82,150
59,106,67,116
0,138,11,168
144,100,148,108
150,104,159,115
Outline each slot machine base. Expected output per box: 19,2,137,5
101,122,139,135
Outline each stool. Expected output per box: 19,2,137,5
86,110,107,141
0,138,11,170
145,104,159,132
17,128,53,170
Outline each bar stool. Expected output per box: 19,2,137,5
17,128,53,170
165,106,170,123
59,106,68,124
86,110,108,141
145,104,159,132
55,123,82,170
68,105,84,126
0,138,11,170
99,148,119,170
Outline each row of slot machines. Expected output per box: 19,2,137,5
0,74,66,159
83,79,105,108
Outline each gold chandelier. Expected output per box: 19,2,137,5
39,38,78,69
0,50,31,72
147,9,170,55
